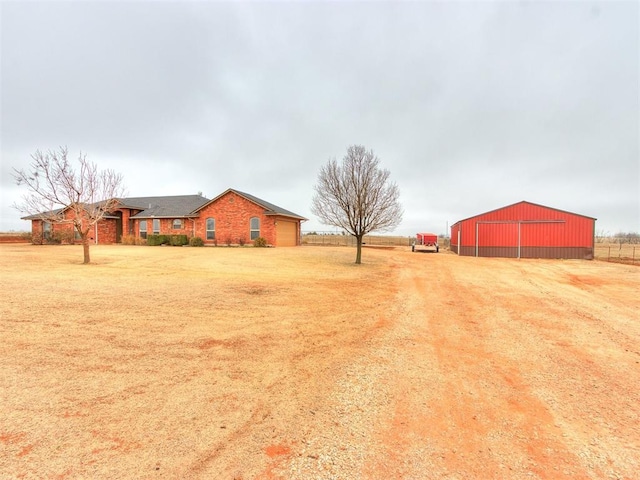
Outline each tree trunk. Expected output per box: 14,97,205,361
355,235,363,264
81,235,91,264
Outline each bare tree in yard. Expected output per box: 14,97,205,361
13,147,126,264
311,145,403,264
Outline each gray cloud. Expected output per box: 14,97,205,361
1,1,637,235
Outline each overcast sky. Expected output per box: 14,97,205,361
1,0,638,236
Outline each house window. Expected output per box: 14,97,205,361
43,221,51,240
172,219,183,229
152,219,160,234
74,225,82,241
139,220,148,239
206,218,215,240
250,217,260,240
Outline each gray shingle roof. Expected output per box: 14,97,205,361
122,195,210,218
21,191,306,222
21,207,66,220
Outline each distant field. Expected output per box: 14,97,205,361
0,232,29,243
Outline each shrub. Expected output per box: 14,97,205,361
147,234,165,246
189,236,204,247
253,237,267,247
147,234,188,246
59,231,75,244
238,236,246,247
170,234,188,246
225,236,233,247
121,234,136,245
32,233,43,245
46,232,62,244
121,234,146,245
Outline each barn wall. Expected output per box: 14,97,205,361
450,223,460,254
451,202,595,259
520,247,593,260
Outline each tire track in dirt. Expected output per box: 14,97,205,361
257,252,640,480
361,253,601,479
261,256,409,479
503,261,640,479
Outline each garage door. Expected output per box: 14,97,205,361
276,221,297,246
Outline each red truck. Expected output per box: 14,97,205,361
412,232,439,253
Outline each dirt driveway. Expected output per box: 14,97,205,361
0,244,638,479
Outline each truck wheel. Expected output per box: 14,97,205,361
436,246,439,253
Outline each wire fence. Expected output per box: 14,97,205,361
301,232,451,248
302,232,412,247
594,244,639,265
302,234,636,263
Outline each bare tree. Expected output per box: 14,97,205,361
12,147,126,264
311,145,403,264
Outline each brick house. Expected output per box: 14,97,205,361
23,188,307,247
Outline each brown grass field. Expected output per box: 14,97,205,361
1,243,639,479
0,233,30,244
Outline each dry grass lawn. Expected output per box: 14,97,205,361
1,244,638,479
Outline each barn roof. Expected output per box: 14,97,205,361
452,200,597,226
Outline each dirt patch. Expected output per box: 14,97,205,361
0,244,638,479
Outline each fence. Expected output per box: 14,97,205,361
302,232,413,247
594,244,639,265
301,232,450,248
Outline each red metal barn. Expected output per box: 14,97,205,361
450,201,596,259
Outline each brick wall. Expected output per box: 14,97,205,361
30,213,84,244
30,210,119,245
194,191,276,245
153,218,195,237
96,219,117,244
129,216,197,240
31,219,43,243
28,193,299,246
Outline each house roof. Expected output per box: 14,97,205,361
122,195,211,219
21,199,122,220
196,188,308,221
21,207,66,221
22,190,306,222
